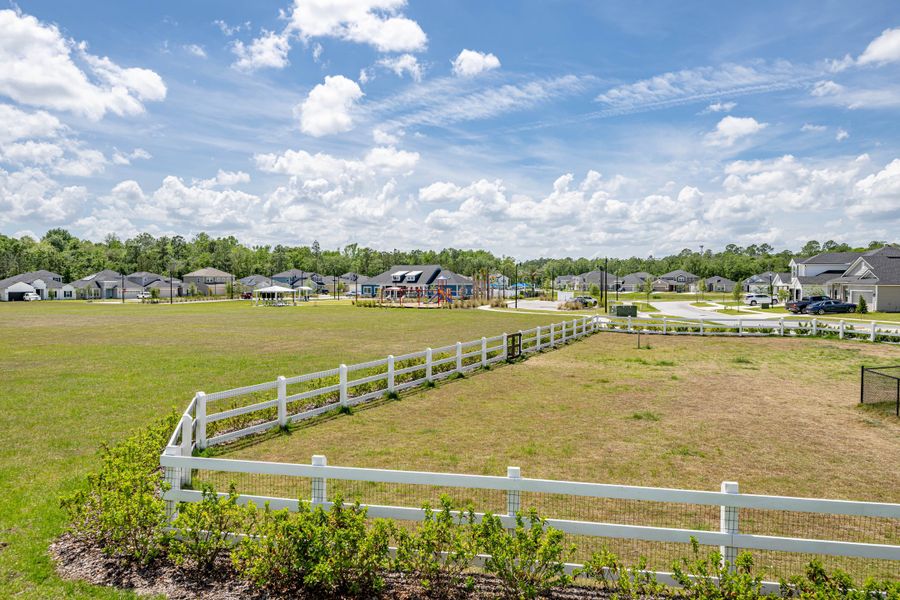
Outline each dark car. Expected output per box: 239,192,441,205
802,299,856,315
573,296,598,307
240,291,253,299
786,295,830,313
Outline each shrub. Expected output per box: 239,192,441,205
856,296,868,314
60,412,177,564
781,559,900,599
578,547,666,598
394,497,478,596
557,300,584,311
671,538,763,599
169,484,247,570
475,509,572,599
233,497,392,596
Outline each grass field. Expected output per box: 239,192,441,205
0,301,559,599
219,333,900,578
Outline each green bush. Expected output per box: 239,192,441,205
233,496,392,596
169,484,247,570
670,539,763,599
394,497,478,596
475,509,572,599
60,412,177,564
856,296,868,314
578,547,666,598
781,559,900,599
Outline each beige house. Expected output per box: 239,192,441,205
182,267,234,296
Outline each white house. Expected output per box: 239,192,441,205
0,270,74,301
827,245,900,312
788,251,861,300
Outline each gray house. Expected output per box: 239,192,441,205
705,276,736,293
237,274,272,292
71,269,123,299
653,270,699,292
366,265,474,299
827,245,900,312
124,272,183,298
0,270,73,301
788,252,861,300
182,267,234,296
619,272,652,292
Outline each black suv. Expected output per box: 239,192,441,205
785,295,830,313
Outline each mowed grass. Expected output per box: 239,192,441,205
0,301,559,599
229,333,900,501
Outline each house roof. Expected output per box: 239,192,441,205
659,269,698,280
797,271,845,285
125,272,181,288
796,251,861,265
367,265,443,286
436,270,473,286
836,246,900,285
620,272,652,284
239,274,272,286
184,267,233,278
71,269,122,288
707,275,736,284
745,271,777,284
0,270,64,289
772,272,792,284
579,270,610,285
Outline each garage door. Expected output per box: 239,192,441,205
851,290,874,305
7,292,27,301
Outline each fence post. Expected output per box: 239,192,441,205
662,317,667,335
550,323,555,346
700,318,705,335
870,321,877,342
339,364,348,407
536,326,542,350
720,481,739,570
277,376,287,428
812,318,817,337
456,341,463,372
426,348,433,381
859,366,865,404
387,355,395,392
195,391,207,450
507,466,521,525
501,334,508,361
839,320,845,339
180,414,192,486
311,455,327,505
738,319,743,337
628,315,633,332
780,318,785,336
481,337,487,367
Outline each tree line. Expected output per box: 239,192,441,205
0,229,891,285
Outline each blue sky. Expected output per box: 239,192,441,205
1,1,900,258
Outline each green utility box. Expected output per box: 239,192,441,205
613,305,638,317
761,303,771,309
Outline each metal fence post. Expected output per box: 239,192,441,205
720,481,739,570
456,341,463,372
339,364,348,406
387,355,395,392
481,337,487,367
859,366,865,404
507,466,521,521
195,392,207,450
870,321,877,342
839,320,845,339
426,348,433,381
311,455,327,505
277,376,287,428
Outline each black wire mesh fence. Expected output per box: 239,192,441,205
861,366,900,416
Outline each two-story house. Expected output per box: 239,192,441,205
182,267,233,296
788,252,861,300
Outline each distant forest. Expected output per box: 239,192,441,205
0,229,893,285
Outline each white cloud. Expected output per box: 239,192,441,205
255,145,418,179
835,128,849,142
184,44,207,58
801,123,827,132
377,53,422,81
0,104,63,142
231,29,291,71
811,80,844,97
0,167,87,224
857,27,900,66
285,0,427,53
372,127,400,144
312,42,323,62
0,9,166,119
850,159,900,218
451,49,501,77
702,101,736,113
111,147,151,165
296,75,363,136
195,169,251,188
704,116,767,147
214,19,250,37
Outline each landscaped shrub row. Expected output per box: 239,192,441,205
353,298,489,309
61,416,900,599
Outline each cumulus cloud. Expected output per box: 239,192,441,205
451,49,501,77
377,53,422,81
850,158,900,218
255,145,418,179
111,147,151,165
0,104,63,142
0,10,165,120
231,29,291,71
296,75,364,136
372,127,401,144
857,27,900,66
835,128,849,141
195,169,251,188
704,116,767,147
0,167,87,224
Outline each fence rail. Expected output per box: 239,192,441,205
160,453,900,583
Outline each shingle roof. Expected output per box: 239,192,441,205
71,269,122,289
660,269,698,280
798,271,845,285
367,265,443,286
707,275,736,284
0,270,64,289
841,246,900,285
797,251,861,265
621,272,651,284
184,267,233,278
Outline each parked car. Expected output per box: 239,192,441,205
23,292,41,301
573,295,598,307
743,293,772,306
136,291,151,300
240,291,253,299
785,295,831,313
802,299,856,315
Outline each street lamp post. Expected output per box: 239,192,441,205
514,262,518,310
121,273,125,304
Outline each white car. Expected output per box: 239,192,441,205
136,291,152,300
743,293,772,306
23,292,41,301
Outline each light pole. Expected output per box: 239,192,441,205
514,262,518,309
121,272,125,304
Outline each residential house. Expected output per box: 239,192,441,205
182,267,234,296
826,245,900,312
237,275,272,292
124,272,183,298
705,276,736,293
272,269,326,292
0,270,73,301
653,269,700,292
580,269,615,291
743,272,778,294
788,251,861,300
772,273,792,300
71,269,123,299
618,272,652,292
366,265,474,299
554,274,584,290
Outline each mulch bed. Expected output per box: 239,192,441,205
50,534,622,599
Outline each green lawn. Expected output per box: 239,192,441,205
0,301,559,598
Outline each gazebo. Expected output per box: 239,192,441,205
253,285,296,306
